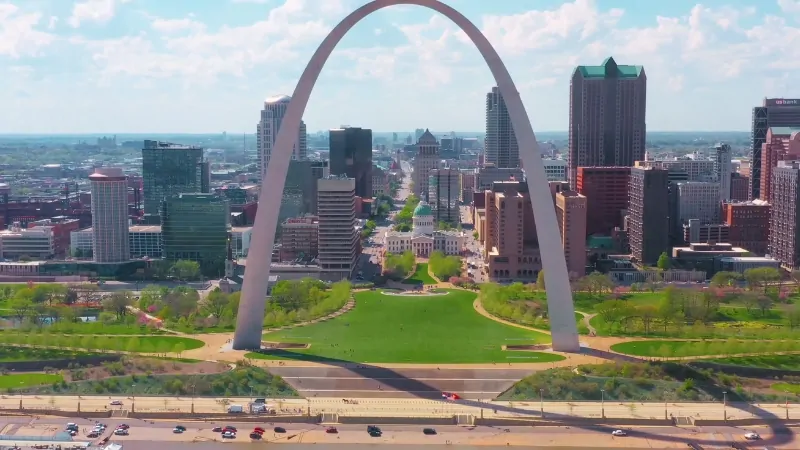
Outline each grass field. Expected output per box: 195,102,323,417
405,263,437,285
248,289,561,364
46,322,166,335
0,373,63,389
708,354,800,370
0,334,204,353
771,382,800,394
0,347,100,362
610,339,799,357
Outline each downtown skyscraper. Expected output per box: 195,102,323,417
750,98,800,200
568,57,647,189
257,95,307,182
329,126,373,198
484,87,519,169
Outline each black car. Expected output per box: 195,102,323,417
174,426,186,432
369,430,382,437
423,428,437,435
249,432,262,440
273,426,286,433
367,425,381,433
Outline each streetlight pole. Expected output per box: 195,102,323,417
664,391,668,420
539,389,544,418
723,391,727,421
601,389,605,419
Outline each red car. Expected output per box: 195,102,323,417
253,427,265,434
326,427,338,434
224,426,237,433
212,427,223,432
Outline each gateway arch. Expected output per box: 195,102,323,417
233,0,581,352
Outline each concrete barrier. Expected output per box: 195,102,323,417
476,417,674,427
0,407,110,419
694,418,800,427
130,412,318,423
339,416,456,425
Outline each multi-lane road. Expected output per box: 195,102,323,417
0,415,787,449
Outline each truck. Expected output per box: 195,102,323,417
227,405,244,414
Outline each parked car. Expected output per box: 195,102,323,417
423,428,437,435
222,431,236,439
326,427,338,434
212,427,223,432
612,430,627,437
273,426,286,433
116,424,130,430
223,426,238,433
253,427,265,434
109,400,123,406
367,425,381,434
249,432,262,440
114,429,128,436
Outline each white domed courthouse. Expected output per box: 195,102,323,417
384,201,465,257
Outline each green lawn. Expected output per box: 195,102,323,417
46,322,165,335
708,354,800,370
405,263,437,285
0,334,204,353
772,382,800,394
0,347,100,362
611,339,799,357
0,373,63,389
248,289,561,364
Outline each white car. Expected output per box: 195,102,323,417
114,429,129,436
611,430,627,437
109,400,123,406
222,431,236,439
743,432,760,440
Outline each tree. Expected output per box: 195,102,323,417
103,291,135,320
202,289,231,319
18,254,32,262
710,271,740,288
162,287,200,318
428,251,462,279
743,267,781,293
536,271,546,290
139,285,166,311
10,295,33,322
637,305,658,335
756,295,774,316
171,260,201,281
789,305,800,329
656,252,671,270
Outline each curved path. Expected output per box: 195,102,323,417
575,311,597,335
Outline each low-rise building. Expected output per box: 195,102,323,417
0,223,54,260
129,225,163,258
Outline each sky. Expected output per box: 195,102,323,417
1,0,799,134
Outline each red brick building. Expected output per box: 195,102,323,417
576,167,631,237
730,173,749,202
722,200,770,256
27,216,81,257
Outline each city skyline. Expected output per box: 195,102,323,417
1,0,799,134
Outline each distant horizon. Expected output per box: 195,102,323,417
0,130,753,137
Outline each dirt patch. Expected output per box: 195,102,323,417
261,342,310,350
504,344,552,351
63,357,228,382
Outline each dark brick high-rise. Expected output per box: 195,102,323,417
568,57,647,188
628,167,669,265
329,127,372,198
576,167,630,237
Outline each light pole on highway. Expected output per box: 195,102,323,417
722,391,727,421
600,389,605,419
664,391,668,420
539,389,544,418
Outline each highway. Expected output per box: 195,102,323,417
1,395,795,422
0,415,784,449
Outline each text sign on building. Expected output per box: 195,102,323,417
767,99,800,107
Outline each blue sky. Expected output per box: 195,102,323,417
1,0,799,133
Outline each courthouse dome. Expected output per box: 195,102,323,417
413,202,433,217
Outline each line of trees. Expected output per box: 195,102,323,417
393,194,419,232
384,251,415,279
428,251,462,280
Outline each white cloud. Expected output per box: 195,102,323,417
0,3,55,58
68,0,128,28
47,16,58,30
667,75,685,92
230,0,271,3
71,0,345,82
151,17,205,34
778,0,800,14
